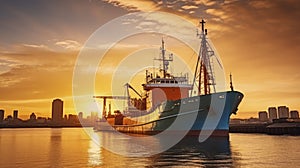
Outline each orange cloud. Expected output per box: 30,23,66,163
102,0,158,11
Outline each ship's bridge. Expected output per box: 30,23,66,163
143,76,192,90
142,74,192,108
142,39,193,108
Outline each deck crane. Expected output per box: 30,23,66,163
94,83,144,118
93,96,128,118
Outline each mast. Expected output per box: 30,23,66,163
193,19,216,95
154,38,173,78
162,39,166,78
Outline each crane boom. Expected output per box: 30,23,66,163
93,96,129,99
125,83,142,98
93,95,129,118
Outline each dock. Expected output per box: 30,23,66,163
229,120,300,135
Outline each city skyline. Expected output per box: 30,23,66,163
258,105,299,121
1,101,299,121
0,0,300,119
0,99,97,121
0,98,95,128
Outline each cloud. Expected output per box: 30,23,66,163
101,0,233,36
0,71,26,88
55,40,81,50
0,43,77,90
206,8,228,20
22,44,49,49
249,0,274,9
102,0,158,12
0,43,77,67
181,5,198,10
0,59,19,74
194,0,218,6
223,0,239,5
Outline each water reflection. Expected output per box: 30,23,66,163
91,131,234,167
149,136,232,167
49,129,62,168
88,138,102,166
1,129,299,168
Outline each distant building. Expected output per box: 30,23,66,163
37,117,47,123
90,112,98,124
78,112,83,120
0,109,4,122
68,114,79,123
258,111,268,121
52,99,63,123
278,106,289,119
30,113,37,120
268,107,277,121
13,110,18,120
290,110,299,119
64,114,68,121
6,115,13,121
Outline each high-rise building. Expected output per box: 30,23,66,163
290,110,299,119
258,111,268,121
13,110,18,120
0,109,4,122
268,107,277,121
52,99,63,123
278,106,289,119
78,112,83,120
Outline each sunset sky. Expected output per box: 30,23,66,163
0,0,300,119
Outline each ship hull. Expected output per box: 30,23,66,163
95,91,243,137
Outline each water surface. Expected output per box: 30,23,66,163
0,128,299,167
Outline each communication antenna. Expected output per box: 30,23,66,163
230,73,234,91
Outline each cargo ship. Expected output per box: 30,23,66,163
94,20,243,136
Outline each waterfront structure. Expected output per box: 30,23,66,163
13,110,18,120
52,99,63,123
290,110,299,119
0,109,4,122
278,106,289,119
268,107,277,121
258,111,268,121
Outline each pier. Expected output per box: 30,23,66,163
229,119,300,135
